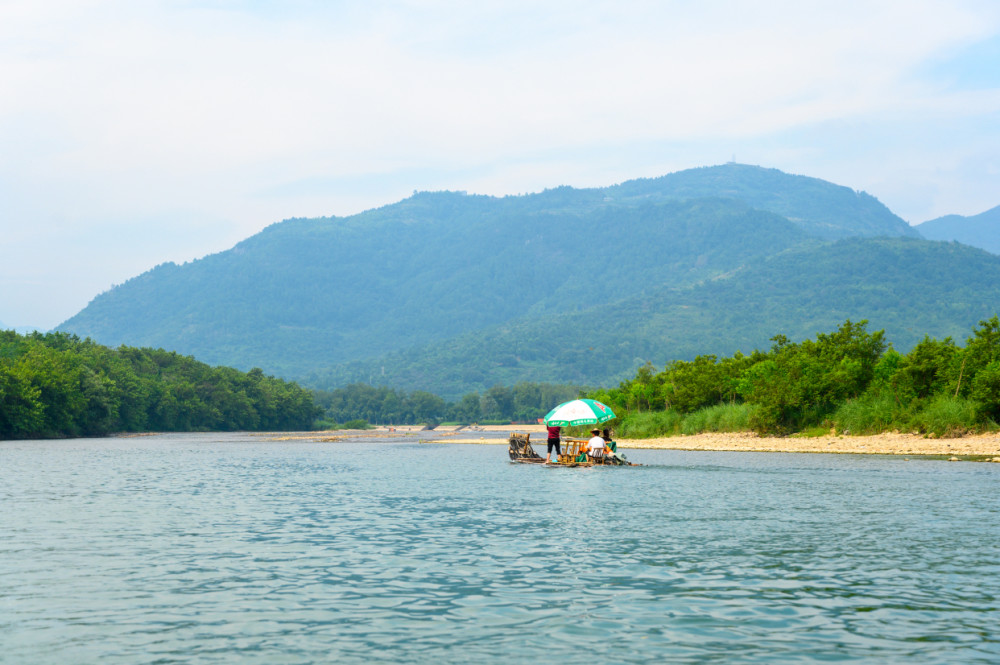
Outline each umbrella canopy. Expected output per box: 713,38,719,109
543,399,616,427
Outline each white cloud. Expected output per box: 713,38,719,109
1,0,999,327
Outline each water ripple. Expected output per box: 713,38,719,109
2,434,998,664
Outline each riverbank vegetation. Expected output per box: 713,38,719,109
0,331,320,439
313,382,584,428
11,317,997,441
589,318,1000,437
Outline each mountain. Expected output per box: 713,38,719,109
60,195,810,376
916,204,1000,255
603,164,920,240
0,320,42,335
309,238,1000,398
58,163,948,395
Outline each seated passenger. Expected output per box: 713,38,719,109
602,428,617,453
587,429,607,459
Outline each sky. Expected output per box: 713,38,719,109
2,0,999,330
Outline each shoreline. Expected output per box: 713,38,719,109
618,431,1000,457
263,425,1000,458
425,429,1000,458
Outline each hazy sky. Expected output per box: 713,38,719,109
2,0,999,330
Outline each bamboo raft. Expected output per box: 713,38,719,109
508,433,636,466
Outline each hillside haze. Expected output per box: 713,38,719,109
58,163,995,397
917,204,1000,255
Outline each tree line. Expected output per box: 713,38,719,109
588,317,1000,437
313,382,585,427
0,331,320,439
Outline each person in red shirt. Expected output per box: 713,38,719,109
545,425,561,463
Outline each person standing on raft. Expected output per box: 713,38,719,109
546,425,561,463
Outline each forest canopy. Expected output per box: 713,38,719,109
0,331,320,439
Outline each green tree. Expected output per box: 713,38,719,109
970,361,1000,423
0,364,44,438
894,336,958,399
738,320,885,433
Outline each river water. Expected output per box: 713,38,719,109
2,432,998,664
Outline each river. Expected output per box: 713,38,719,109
2,432,997,663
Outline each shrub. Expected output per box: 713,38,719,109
313,418,338,430
909,395,978,437
970,361,1000,422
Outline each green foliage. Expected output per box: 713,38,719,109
0,362,44,437
310,237,1000,398
616,410,683,438
970,361,1000,422
680,402,754,435
0,331,320,440
831,392,912,435
963,315,1000,381
909,395,979,438
793,426,832,438
664,353,761,413
893,336,958,399
734,320,885,433
312,316,1000,437
615,404,753,438
597,317,1000,437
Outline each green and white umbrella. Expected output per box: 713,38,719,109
543,399,616,427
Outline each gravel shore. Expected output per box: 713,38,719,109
428,428,1000,458
618,431,1000,457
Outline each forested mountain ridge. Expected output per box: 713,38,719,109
57,163,956,397
917,204,1000,255
308,238,1000,398
602,164,919,239
62,196,809,376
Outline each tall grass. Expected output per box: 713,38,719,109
615,404,754,438
617,410,683,438
832,392,911,435
680,403,754,435
909,395,979,437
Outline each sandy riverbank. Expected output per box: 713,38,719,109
427,430,1000,458
619,431,1000,457
266,426,1000,458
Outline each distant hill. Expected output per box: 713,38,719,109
0,320,42,335
60,196,809,376
59,163,946,395
603,164,920,240
916,204,1000,255
309,238,1000,398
